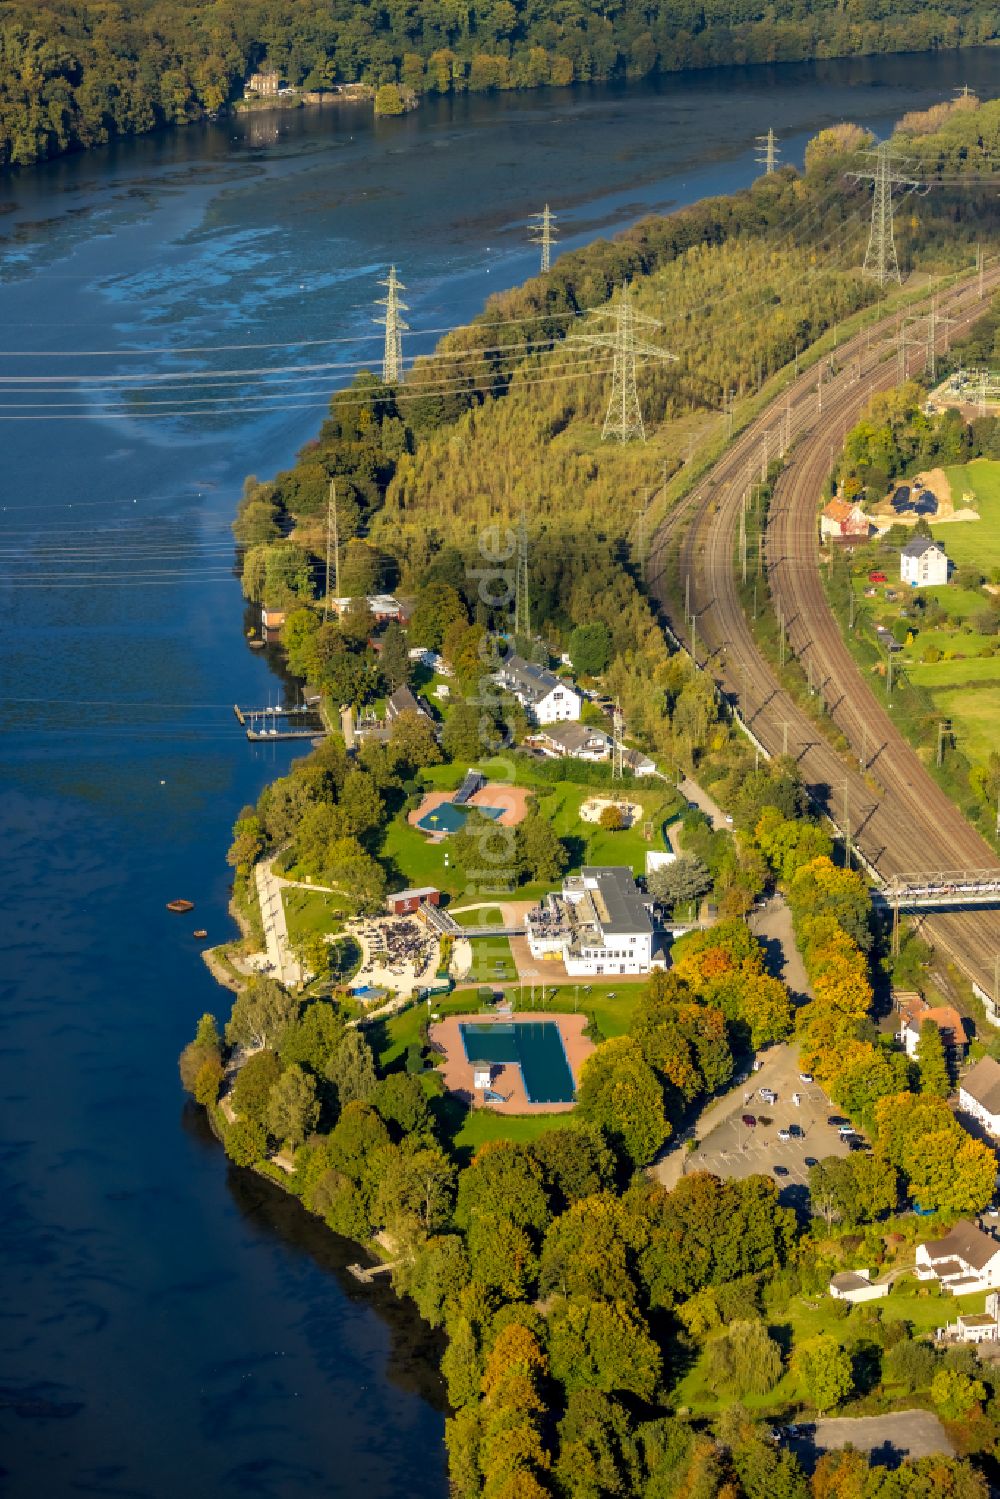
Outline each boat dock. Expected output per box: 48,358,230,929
233,704,327,741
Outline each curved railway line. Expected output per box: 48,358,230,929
648,266,1000,997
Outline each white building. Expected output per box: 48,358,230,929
829,1269,890,1304
533,723,612,760
959,1055,1000,1138
493,653,582,726
916,1220,1000,1295
901,536,948,588
525,865,655,977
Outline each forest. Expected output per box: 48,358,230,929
1,0,998,168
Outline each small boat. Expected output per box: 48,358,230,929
248,639,266,650
193,929,208,939
166,899,195,914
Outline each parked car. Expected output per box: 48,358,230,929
777,1128,791,1142
828,1114,846,1126
804,1157,817,1168
791,1092,801,1107
773,1165,789,1177
760,1088,777,1104
868,571,887,583
742,1114,757,1128
798,1072,813,1084
838,1125,857,1139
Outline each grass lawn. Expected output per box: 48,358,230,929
937,459,1000,573
282,887,345,945
933,684,1000,765
465,935,518,983
907,655,1000,688
919,583,989,619
494,981,645,1040
672,1283,985,1416
451,1107,579,1153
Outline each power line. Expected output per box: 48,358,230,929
571,283,678,443
848,140,924,288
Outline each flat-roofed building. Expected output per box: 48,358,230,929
525,865,656,977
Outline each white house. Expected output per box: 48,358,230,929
938,1293,1000,1345
820,498,871,542
493,654,582,726
896,993,966,1062
525,865,655,977
959,1055,1000,1138
533,723,612,761
901,536,948,588
916,1220,1000,1294
829,1269,890,1304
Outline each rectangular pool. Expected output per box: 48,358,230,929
460,1021,575,1104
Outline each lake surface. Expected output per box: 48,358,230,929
1,48,997,1497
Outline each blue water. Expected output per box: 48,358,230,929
1,47,998,1498
461,1022,576,1102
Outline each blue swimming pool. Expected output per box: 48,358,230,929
416,802,504,834
460,1021,575,1104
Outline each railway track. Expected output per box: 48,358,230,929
648,266,1000,998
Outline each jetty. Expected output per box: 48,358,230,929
233,704,326,741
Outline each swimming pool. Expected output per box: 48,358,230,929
416,802,504,835
460,1021,575,1104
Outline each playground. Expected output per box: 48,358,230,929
578,795,641,828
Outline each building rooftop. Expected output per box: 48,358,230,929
830,1270,873,1293
539,722,611,753
497,653,576,703
902,535,946,559
822,499,863,522
961,1055,1000,1116
580,866,653,936
922,1220,1000,1273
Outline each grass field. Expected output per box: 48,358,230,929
935,459,1000,572
465,935,518,983
282,887,345,946
452,906,505,927
934,684,1000,765
451,1108,579,1152
907,655,1000,688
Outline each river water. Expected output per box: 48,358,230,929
0,49,997,1498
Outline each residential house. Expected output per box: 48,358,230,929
493,653,582,726
901,536,948,587
938,1293,1000,1344
895,992,967,1061
330,594,408,624
959,1055,1000,1138
386,685,432,723
533,723,612,761
820,498,871,542
525,866,657,977
829,1269,890,1304
916,1220,1000,1294
245,69,283,97
623,747,657,778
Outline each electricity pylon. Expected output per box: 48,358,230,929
572,282,678,443
755,127,779,176
375,265,408,383
513,513,531,638
528,204,558,274
925,295,955,385
848,141,923,288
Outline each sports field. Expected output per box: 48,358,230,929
935,458,1000,571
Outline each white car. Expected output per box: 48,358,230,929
777,1128,791,1142
838,1125,856,1139
798,1073,813,1084
759,1088,777,1105
791,1092,801,1107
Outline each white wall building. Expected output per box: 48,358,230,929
959,1055,1000,1138
533,723,612,760
916,1220,1000,1295
901,536,948,587
525,865,655,977
493,653,582,725
829,1269,890,1304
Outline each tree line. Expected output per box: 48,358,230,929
3,0,998,169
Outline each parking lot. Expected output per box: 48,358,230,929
681,1043,853,1195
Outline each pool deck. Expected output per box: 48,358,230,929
429,1012,594,1115
409,784,532,840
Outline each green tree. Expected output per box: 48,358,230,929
399,1234,469,1328
226,977,298,1052
388,709,442,774
379,618,410,689
555,1389,640,1499
232,1049,283,1130
178,1011,222,1094
548,1296,661,1399
326,1029,378,1109
707,1319,783,1397
375,1139,456,1239
279,1000,345,1074
916,1018,952,1098
794,1334,853,1414
267,1062,320,1148
531,1124,615,1213
373,1072,432,1137
578,1037,670,1167
224,1118,269,1168
931,1366,986,1419
410,582,466,650
647,854,712,909
193,1055,224,1107
539,1193,638,1304
374,82,405,115
568,622,613,676
516,808,568,883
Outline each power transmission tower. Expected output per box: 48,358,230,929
375,265,408,383
528,204,558,274
755,127,779,176
513,513,531,638
612,702,625,780
323,479,340,620
849,141,923,288
925,295,954,385
572,283,678,443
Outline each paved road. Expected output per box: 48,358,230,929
749,894,813,1005
678,776,730,832
648,265,1000,996
255,859,302,988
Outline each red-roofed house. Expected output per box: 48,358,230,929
820,498,871,542
895,992,967,1061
